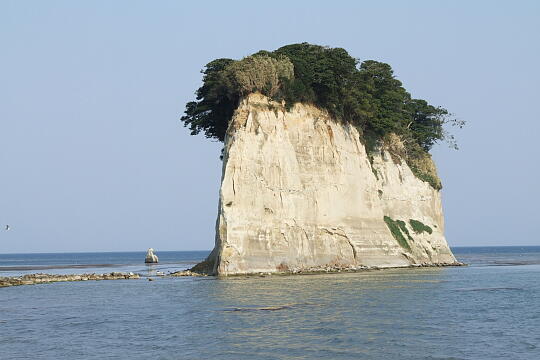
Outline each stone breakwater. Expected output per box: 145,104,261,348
0,272,140,288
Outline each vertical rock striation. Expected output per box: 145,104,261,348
199,94,458,275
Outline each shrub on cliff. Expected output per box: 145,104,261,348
226,54,294,98
182,58,237,141
180,43,463,185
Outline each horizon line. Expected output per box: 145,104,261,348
1,245,539,256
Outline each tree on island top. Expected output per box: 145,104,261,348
180,43,463,189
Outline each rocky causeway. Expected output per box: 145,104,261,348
0,272,141,288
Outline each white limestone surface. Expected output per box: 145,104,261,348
204,94,457,275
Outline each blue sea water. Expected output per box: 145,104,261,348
0,251,207,277
1,247,539,360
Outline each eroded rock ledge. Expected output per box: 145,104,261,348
0,272,140,288
171,261,465,277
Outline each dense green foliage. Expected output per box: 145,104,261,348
182,58,237,141
383,216,411,251
396,219,414,241
181,43,462,150
409,219,433,235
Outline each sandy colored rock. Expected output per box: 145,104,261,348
145,248,159,263
198,94,458,276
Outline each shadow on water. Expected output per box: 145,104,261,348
455,287,524,292
222,303,318,312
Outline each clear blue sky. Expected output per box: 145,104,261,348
1,0,539,253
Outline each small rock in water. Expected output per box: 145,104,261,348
145,248,159,263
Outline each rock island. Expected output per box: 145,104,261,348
180,43,463,275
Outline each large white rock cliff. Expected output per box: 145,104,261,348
200,94,458,275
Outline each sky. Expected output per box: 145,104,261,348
0,0,539,253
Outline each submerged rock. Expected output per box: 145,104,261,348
192,94,459,276
145,248,159,263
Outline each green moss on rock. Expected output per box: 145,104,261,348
409,219,433,235
384,216,411,251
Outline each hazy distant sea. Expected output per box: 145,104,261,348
1,247,539,360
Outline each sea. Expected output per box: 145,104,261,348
1,247,539,360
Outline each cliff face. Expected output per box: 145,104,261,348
204,94,457,275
